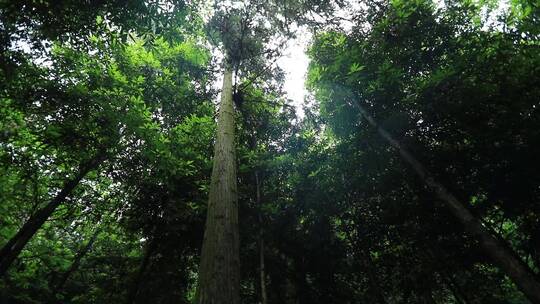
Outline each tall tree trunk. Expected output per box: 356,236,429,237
355,102,540,303
439,272,467,304
255,172,268,304
127,240,156,304
419,289,437,304
259,236,267,304
53,227,101,295
196,64,240,304
0,155,103,277
358,248,387,304
425,249,469,304
284,276,298,304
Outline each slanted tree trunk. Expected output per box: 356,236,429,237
196,64,240,304
53,227,101,295
355,102,540,303
0,154,103,277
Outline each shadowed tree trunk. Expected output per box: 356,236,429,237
255,171,268,304
425,249,469,304
196,63,240,304
440,272,467,304
355,102,540,303
419,289,437,304
284,275,299,304
53,227,101,295
127,240,157,304
0,154,103,277
358,248,387,304
246,120,267,304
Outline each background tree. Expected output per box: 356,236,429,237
2,0,540,303
308,0,540,302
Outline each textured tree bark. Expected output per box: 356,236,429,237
0,155,103,277
196,64,240,304
355,102,540,304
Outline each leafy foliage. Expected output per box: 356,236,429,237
1,0,540,303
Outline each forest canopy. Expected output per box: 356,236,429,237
1,0,540,303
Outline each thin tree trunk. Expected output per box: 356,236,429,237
127,240,156,304
358,248,387,304
355,102,540,303
284,276,298,304
402,288,412,304
53,227,101,294
259,236,267,304
425,249,469,304
440,273,467,304
255,171,268,304
420,289,437,304
0,155,103,277
196,64,240,304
